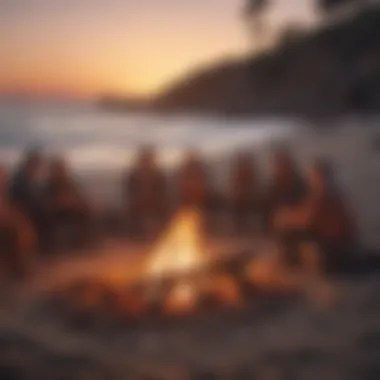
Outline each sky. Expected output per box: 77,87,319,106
0,0,318,98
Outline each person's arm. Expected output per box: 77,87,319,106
177,169,187,203
50,180,83,210
336,196,359,245
274,199,317,230
199,169,210,200
158,173,168,203
43,183,56,213
72,180,91,210
11,206,37,254
121,171,128,200
123,171,135,208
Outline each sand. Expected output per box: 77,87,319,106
1,273,380,379
0,117,380,380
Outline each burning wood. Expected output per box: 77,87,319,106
146,207,208,279
145,207,210,313
41,207,320,329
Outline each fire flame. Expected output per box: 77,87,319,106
146,207,208,313
147,207,207,278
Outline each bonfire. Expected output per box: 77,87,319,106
44,206,329,328
145,207,241,315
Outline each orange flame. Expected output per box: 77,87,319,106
146,207,208,313
147,207,207,278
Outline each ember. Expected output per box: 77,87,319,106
165,281,198,315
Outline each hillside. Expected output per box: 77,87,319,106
153,8,380,116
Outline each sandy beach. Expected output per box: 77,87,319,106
2,0,380,377
0,116,379,380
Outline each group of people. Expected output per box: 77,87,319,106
0,150,92,278
0,146,358,279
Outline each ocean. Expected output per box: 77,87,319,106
0,101,297,170
0,101,296,205
1,102,380,245
1,102,380,246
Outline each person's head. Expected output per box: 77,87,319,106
182,150,205,180
0,166,8,197
184,149,202,167
307,159,332,196
270,148,297,185
22,149,44,181
49,157,69,182
136,146,156,171
235,152,254,175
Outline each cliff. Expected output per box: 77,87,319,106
153,8,380,117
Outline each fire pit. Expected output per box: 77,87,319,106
37,207,312,331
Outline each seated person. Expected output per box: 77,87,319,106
263,149,307,233
176,151,217,210
176,151,219,233
123,147,168,238
9,149,47,250
273,159,358,273
44,157,93,250
0,166,37,279
9,149,44,210
227,152,261,234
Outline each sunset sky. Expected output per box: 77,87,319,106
0,0,317,98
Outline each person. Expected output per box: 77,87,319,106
44,157,93,250
177,150,219,209
0,166,37,279
263,149,306,233
227,152,261,234
273,159,358,273
9,150,45,223
9,149,46,252
123,147,168,239
176,151,219,233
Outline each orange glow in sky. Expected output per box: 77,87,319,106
0,0,317,98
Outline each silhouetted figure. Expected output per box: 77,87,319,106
263,149,306,233
243,0,269,38
9,149,46,251
318,0,361,13
176,151,219,233
228,152,261,234
177,151,217,208
123,147,168,239
9,149,44,214
274,159,358,272
0,166,36,279
44,157,93,251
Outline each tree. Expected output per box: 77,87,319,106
278,24,305,46
317,0,367,14
243,0,271,39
